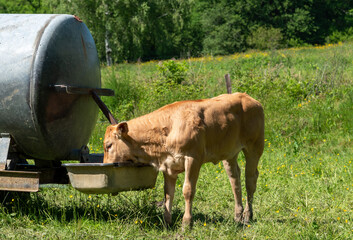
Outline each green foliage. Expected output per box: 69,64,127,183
65,0,196,62
139,61,205,112
247,26,283,50
326,27,353,43
101,67,141,121
0,0,46,13
1,0,353,61
283,7,315,42
285,77,310,100
200,1,246,55
156,60,188,84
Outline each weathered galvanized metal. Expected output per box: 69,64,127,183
0,14,101,161
0,134,10,166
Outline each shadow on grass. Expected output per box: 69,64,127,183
0,190,245,231
1,191,164,229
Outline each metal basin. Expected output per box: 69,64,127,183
63,162,158,194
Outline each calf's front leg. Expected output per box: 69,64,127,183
182,157,201,228
163,172,177,226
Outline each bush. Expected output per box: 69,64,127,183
139,61,205,112
102,68,140,120
156,60,188,84
326,27,353,43
247,26,283,50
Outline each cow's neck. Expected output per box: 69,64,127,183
127,116,170,167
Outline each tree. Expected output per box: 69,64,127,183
57,0,195,62
0,0,46,13
1,0,353,61
199,0,246,55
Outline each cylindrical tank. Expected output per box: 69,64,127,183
0,14,101,160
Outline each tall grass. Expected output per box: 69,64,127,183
1,42,352,239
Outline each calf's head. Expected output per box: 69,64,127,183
103,122,138,163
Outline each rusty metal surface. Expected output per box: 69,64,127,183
0,170,39,192
91,91,118,125
0,14,101,160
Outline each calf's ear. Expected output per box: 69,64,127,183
115,122,129,139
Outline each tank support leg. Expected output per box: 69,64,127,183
0,133,10,170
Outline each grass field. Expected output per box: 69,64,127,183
1,42,353,239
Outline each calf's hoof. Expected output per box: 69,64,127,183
242,211,253,224
181,216,193,231
163,213,172,227
234,214,243,224
234,209,244,223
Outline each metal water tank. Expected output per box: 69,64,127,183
0,14,101,161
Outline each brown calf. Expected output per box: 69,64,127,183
103,93,264,227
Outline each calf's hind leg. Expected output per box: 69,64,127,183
223,154,243,223
243,145,263,224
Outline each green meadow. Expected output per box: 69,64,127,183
1,42,352,239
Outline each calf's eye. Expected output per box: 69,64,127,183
105,143,112,150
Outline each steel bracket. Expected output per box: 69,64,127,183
0,170,39,192
0,133,10,168
51,84,118,124
51,84,115,96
